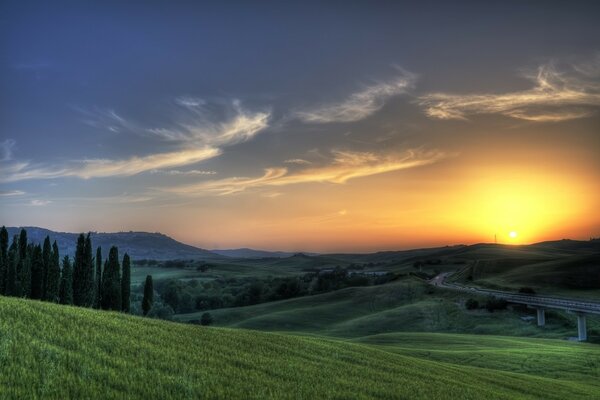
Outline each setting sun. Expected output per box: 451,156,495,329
509,231,518,239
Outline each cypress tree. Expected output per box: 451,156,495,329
101,246,121,310
142,275,153,316
5,236,18,296
46,241,61,302
0,226,8,295
83,233,94,306
18,228,27,260
42,236,51,299
94,246,102,309
121,253,131,312
30,245,44,299
20,245,32,298
72,233,85,306
59,256,73,305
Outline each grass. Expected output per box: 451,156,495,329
176,277,600,341
353,332,600,384
1,295,599,399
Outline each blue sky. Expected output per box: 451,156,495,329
1,1,599,251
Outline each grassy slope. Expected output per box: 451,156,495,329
177,277,599,340
1,296,599,399
354,332,600,384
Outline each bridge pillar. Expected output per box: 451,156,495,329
577,314,587,341
536,308,545,327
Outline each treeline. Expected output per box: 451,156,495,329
156,266,396,315
0,226,131,312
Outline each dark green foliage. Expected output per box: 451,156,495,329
19,246,32,298
519,287,536,294
101,246,121,311
45,241,61,302
121,253,131,312
83,234,95,306
0,226,8,294
72,233,94,307
5,236,18,296
18,228,27,260
465,298,479,310
42,236,51,299
72,234,86,306
485,298,508,313
59,256,73,305
142,275,153,316
30,245,44,299
200,312,213,326
94,247,102,309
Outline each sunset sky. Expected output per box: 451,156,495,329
1,1,599,252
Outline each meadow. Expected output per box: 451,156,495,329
1,295,598,399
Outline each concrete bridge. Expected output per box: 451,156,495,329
430,273,600,341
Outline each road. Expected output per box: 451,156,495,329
430,272,600,316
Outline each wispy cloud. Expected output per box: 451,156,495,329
162,149,448,196
150,169,217,176
0,139,16,161
296,71,416,123
147,99,270,147
0,147,220,183
29,199,51,206
417,60,600,122
284,158,312,165
3,100,270,183
0,190,25,196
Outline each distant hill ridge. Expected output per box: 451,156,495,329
5,226,221,261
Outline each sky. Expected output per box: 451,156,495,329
1,1,599,252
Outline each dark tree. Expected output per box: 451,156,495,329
83,234,95,306
0,226,8,295
121,253,131,312
42,236,51,299
94,246,102,309
142,275,153,316
5,236,18,296
45,241,61,302
59,256,73,305
30,245,44,299
72,234,86,306
18,228,27,260
20,245,32,298
101,246,121,310
200,312,213,326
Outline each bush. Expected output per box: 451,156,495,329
485,298,507,313
465,298,479,310
201,312,213,326
518,287,536,294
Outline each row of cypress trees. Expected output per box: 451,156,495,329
0,226,131,312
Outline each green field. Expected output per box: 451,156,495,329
176,277,600,341
1,295,599,399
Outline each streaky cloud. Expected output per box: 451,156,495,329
417,60,600,122
296,71,416,123
3,100,270,183
147,100,270,147
0,190,25,196
162,148,448,196
0,147,220,183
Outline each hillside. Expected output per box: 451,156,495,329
6,227,221,261
176,277,600,341
0,296,598,399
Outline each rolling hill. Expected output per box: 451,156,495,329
1,295,598,399
6,226,221,261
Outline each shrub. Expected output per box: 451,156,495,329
201,312,213,326
465,298,479,310
518,287,536,294
485,298,507,313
